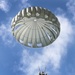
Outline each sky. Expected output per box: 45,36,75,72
0,0,75,75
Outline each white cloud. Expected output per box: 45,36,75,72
66,0,75,37
20,0,31,8
0,0,9,12
55,8,65,16
66,0,75,20
0,18,15,46
19,14,74,75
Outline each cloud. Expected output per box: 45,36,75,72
19,14,74,75
0,0,9,12
0,18,15,46
55,8,65,16
66,0,75,20
20,0,31,9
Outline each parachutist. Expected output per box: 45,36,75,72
39,71,47,75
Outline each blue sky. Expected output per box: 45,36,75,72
0,0,75,75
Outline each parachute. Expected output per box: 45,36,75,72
11,6,60,48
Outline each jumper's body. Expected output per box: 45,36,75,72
39,72,47,75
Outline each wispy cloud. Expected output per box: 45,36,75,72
20,0,31,9
66,0,75,37
66,0,75,20
0,18,15,46
0,0,9,12
19,14,74,75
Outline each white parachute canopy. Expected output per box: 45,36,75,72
11,6,60,48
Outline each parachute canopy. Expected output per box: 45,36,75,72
11,6,60,48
